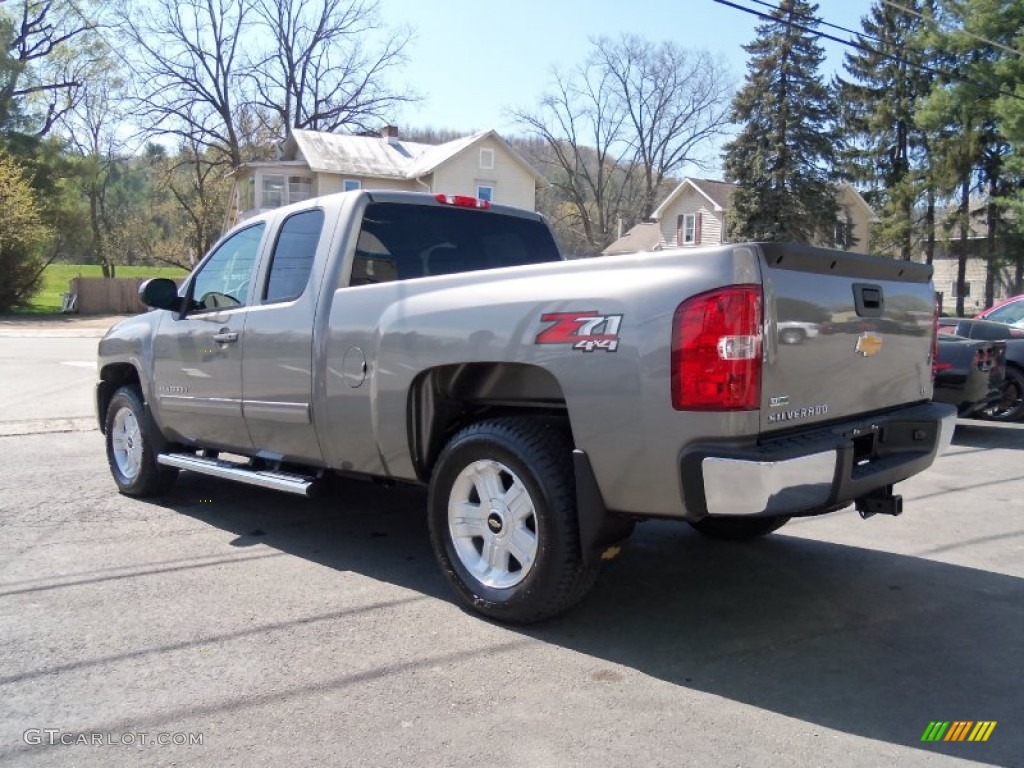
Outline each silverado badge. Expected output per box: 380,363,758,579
855,332,883,357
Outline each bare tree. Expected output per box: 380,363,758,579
56,48,125,276
1,0,99,136
251,0,413,135
515,35,732,253
513,64,641,254
118,0,252,168
594,36,732,219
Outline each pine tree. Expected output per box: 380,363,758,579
836,1,937,261
723,0,838,244
917,0,1021,313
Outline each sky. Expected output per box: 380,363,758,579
382,0,875,175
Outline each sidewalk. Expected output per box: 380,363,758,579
0,313,129,338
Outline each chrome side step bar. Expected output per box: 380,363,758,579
157,453,316,496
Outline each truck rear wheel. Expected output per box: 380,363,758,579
104,386,178,497
982,365,1024,422
688,515,790,540
428,418,598,623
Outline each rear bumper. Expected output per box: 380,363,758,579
680,402,957,518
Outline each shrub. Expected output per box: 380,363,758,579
0,151,51,313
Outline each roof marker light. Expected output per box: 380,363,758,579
435,194,490,209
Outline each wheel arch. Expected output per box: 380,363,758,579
407,362,570,483
97,362,143,434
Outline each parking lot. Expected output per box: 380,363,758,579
0,319,1020,768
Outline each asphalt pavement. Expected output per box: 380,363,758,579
0,318,1020,767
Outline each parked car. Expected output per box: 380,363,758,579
939,317,1024,421
976,294,1024,327
933,334,1005,417
777,321,819,345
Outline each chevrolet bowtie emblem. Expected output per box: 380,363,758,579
856,332,883,356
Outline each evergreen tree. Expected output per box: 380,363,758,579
917,0,1020,312
723,0,838,244
836,1,937,261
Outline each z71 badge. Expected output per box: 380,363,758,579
535,311,623,352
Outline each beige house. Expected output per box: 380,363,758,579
922,210,1018,313
226,127,545,228
603,178,877,255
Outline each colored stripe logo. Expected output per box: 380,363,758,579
921,721,997,742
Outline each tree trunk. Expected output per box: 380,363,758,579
89,185,113,279
955,177,969,317
924,186,936,267
984,194,997,309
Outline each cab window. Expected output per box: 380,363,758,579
190,224,265,311
348,202,560,285
263,209,324,303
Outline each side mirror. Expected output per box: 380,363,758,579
139,278,182,312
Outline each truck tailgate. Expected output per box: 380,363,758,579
757,243,934,434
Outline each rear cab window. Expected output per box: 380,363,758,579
348,203,560,286
263,208,325,303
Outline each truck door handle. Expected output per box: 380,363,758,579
213,330,239,344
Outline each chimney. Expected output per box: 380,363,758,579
380,125,399,140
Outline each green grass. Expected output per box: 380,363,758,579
25,263,189,314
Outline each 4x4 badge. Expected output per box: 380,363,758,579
535,311,623,352
856,332,883,357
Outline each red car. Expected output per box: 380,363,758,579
976,294,1024,330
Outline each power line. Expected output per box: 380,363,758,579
711,0,1024,104
741,0,888,50
880,0,1023,58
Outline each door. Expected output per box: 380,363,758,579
241,208,327,464
152,223,266,452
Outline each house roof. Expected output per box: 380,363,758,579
601,222,664,256
652,177,878,223
273,128,546,184
652,178,738,220
838,184,880,223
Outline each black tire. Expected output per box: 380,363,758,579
104,385,179,497
688,515,790,540
428,418,598,624
982,365,1024,422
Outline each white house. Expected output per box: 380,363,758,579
225,127,546,228
603,178,878,256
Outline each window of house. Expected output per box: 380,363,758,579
479,148,495,169
834,219,851,249
261,175,285,208
263,209,325,303
242,177,255,211
288,176,312,203
477,185,494,202
189,224,265,311
678,213,697,245
950,281,972,299
343,179,361,192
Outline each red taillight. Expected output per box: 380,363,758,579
671,285,762,411
932,299,940,378
435,193,490,209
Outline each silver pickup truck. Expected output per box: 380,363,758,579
97,191,956,622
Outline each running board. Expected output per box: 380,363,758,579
157,453,316,496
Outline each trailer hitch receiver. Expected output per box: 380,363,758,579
855,486,903,519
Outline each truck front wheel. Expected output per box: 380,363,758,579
428,418,598,623
104,386,178,497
